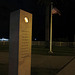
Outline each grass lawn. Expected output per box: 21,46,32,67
0,45,9,52
0,63,59,75
0,45,75,55
32,45,75,56
0,45,75,75
0,64,8,75
31,67,59,75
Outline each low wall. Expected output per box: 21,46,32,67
0,41,9,45
0,41,75,47
53,42,75,47
32,41,75,47
32,41,45,46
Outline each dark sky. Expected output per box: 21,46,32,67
0,0,75,41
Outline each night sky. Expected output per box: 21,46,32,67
0,0,75,41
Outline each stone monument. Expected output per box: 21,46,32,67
9,9,32,75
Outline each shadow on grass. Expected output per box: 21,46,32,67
31,67,59,75
0,64,59,75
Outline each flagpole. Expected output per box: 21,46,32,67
49,2,53,53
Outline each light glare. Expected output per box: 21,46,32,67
34,38,37,41
0,38,9,41
24,17,28,23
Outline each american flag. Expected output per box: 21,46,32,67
52,7,61,15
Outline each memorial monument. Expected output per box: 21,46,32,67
9,9,32,75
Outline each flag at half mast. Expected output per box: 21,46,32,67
49,2,61,53
52,7,61,15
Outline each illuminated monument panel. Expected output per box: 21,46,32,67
9,9,32,75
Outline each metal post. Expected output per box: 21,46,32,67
49,2,53,53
